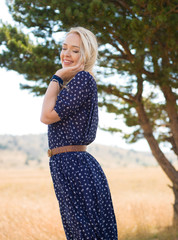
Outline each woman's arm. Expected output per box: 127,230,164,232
40,81,61,125
40,62,84,125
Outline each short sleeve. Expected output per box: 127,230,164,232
54,71,94,120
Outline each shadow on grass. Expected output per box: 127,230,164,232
120,226,178,240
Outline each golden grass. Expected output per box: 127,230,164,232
0,166,177,240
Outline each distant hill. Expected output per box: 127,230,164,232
0,134,176,168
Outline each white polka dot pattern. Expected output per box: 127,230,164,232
50,152,118,239
48,71,98,149
48,71,118,239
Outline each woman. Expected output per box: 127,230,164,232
41,26,118,240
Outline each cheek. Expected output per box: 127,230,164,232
74,54,81,63
60,51,63,61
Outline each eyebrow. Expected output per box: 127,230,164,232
63,43,80,48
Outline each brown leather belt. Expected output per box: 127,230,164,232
47,145,87,157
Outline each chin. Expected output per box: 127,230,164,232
63,64,75,68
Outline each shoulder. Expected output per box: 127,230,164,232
66,71,97,92
75,70,91,80
75,71,97,87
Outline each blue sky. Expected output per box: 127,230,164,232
0,0,153,151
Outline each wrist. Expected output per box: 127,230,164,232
50,75,63,87
55,69,64,79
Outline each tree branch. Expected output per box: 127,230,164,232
106,27,134,62
110,0,135,16
135,74,143,101
98,84,135,104
170,75,178,81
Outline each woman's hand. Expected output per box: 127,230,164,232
55,62,84,83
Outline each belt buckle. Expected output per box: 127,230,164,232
48,149,52,157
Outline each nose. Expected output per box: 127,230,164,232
64,49,71,57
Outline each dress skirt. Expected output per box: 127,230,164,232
49,151,118,240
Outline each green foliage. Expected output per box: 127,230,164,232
0,23,61,94
0,0,177,150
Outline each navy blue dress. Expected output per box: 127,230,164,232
48,71,118,240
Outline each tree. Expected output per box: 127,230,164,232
0,0,178,225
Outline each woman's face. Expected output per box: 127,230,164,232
60,33,82,68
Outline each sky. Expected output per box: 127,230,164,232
0,0,153,152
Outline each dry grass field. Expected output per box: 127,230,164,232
0,166,177,240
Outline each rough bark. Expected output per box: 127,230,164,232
136,100,178,224
136,101,178,182
161,85,178,155
172,183,178,226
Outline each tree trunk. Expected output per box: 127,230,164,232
172,183,178,226
136,101,178,224
161,85,178,155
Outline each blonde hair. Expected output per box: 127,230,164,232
66,27,98,77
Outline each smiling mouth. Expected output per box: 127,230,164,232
63,60,73,64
